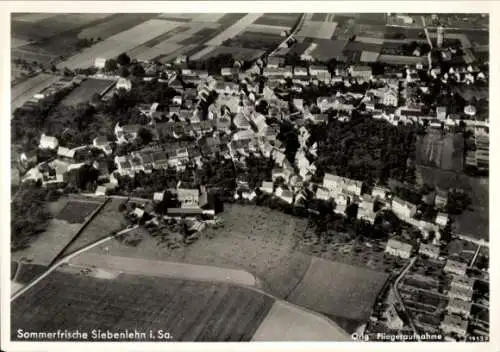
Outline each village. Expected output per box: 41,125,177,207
11,13,489,343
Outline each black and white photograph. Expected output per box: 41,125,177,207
2,2,497,350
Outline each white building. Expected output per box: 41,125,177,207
116,77,132,91
94,57,107,69
391,197,417,219
260,181,274,194
444,259,468,276
315,187,331,201
385,238,413,259
39,134,59,150
435,212,449,227
419,243,440,259
275,187,294,204
323,173,362,196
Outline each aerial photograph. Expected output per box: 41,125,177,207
9,11,489,343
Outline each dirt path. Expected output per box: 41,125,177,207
69,253,257,286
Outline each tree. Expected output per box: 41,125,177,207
104,58,118,72
131,64,145,77
117,52,131,67
137,127,153,145
119,66,130,78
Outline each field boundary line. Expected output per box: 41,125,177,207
11,225,138,301
49,197,111,266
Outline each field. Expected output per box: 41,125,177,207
253,13,301,28
252,300,350,341
55,198,102,224
77,14,159,40
196,45,266,62
297,20,338,40
73,204,311,299
288,257,389,333
223,31,284,51
11,14,113,41
205,13,264,46
59,197,128,257
60,78,116,106
11,271,274,341
11,73,62,113
11,197,105,265
418,167,489,240
11,263,48,285
57,19,182,69
416,131,464,171
307,38,349,62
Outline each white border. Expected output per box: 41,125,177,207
1,2,498,352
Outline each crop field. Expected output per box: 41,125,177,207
59,197,128,257
11,73,61,112
11,218,83,265
60,78,115,106
205,13,263,46
55,199,102,224
306,38,349,62
11,13,114,41
11,271,274,341
252,300,350,341
76,204,311,299
12,263,48,284
416,131,464,171
385,26,427,40
246,23,289,35
288,257,389,333
297,18,338,40
197,45,266,62
57,19,182,69
223,31,283,51
253,13,300,28
76,14,158,41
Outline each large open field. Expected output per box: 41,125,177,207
253,13,301,28
73,204,311,299
287,257,389,333
205,13,264,46
11,271,274,341
57,19,182,69
416,131,464,171
297,20,338,40
60,78,116,106
11,73,62,113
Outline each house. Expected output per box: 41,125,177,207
391,197,417,219
436,106,447,121
213,81,240,96
93,136,113,155
435,212,449,227
293,67,308,77
322,173,362,196
382,88,399,107
153,191,165,202
94,57,107,69
95,183,116,196
260,181,274,194
446,298,472,318
315,187,331,201
372,186,390,200
357,196,377,223
116,78,132,91
271,149,287,167
444,259,468,276
309,65,329,77
233,113,251,130
57,146,75,159
384,304,404,330
267,56,284,68
272,167,292,183
221,67,238,77
177,188,200,208
435,188,448,209
39,134,59,149
275,187,294,204
385,238,413,259
350,65,372,79
172,95,183,106
450,275,475,292
448,286,474,302
419,243,440,259
441,314,468,338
